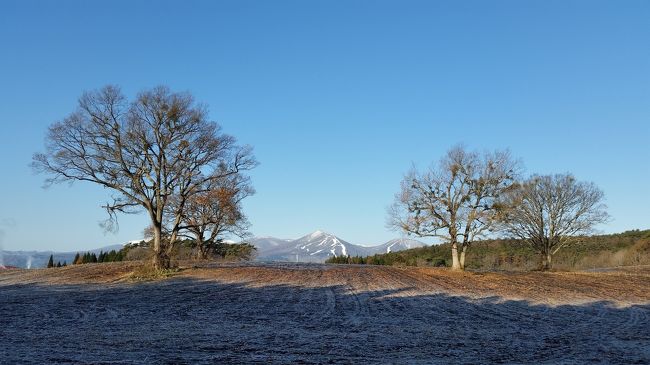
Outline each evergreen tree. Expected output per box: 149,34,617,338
73,252,80,265
47,255,54,268
107,250,117,262
56,261,61,268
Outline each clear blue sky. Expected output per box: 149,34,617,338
0,0,648,251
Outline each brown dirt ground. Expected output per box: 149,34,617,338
1,262,649,364
3,262,648,305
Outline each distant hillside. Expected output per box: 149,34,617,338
375,238,427,253
327,230,650,271
251,231,427,262
1,233,428,268
1,244,125,269
246,237,293,252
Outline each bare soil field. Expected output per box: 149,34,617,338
1,262,649,364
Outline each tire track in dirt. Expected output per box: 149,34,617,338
342,268,371,327
1,263,649,364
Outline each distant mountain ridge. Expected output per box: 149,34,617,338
376,238,428,253
246,237,293,252
249,231,427,262
1,233,428,268
0,244,125,269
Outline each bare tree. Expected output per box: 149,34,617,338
32,85,257,269
500,174,609,270
389,145,520,270
176,171,254,259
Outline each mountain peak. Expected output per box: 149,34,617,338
309,230,327,239
380,238,427,253
248,233,427,263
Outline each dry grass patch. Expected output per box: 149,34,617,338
127,264,183,281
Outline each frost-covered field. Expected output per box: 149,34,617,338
1,263,649,364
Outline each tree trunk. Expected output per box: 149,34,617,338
195,237,207,260
540,252,552,271
459,245,467,270
539,249,553,271
151,224,170,270
451,243,462,270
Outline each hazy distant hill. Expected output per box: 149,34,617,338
245,237,293,252
1,244,124,269
251,231,427,262
375,238,429,253
0,233,428,268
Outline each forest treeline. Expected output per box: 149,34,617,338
326,229,650,271
45,250,125,268
73,250,125,265
121,239,256,262
47,240,257,268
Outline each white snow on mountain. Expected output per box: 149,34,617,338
376,238,427,253
246,237,294,252
2,234,428,268
251,231,427,262
291,231,356,257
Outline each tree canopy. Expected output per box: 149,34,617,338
389,145,520,270
33,85,257,269
500,173,609,270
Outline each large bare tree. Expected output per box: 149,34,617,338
389,146,520,270
32,85,257,269
500,173,609,270
176,171,254,259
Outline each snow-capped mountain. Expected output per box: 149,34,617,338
1,234,428,268
374,238,427,253
258,231,365,262
245,237,293,252
252,231,427,262
290,231,371,258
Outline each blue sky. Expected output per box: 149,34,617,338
0,0,648,251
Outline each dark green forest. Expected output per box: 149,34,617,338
326,230,650,271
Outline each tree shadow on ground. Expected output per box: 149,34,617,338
0,278,648,364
